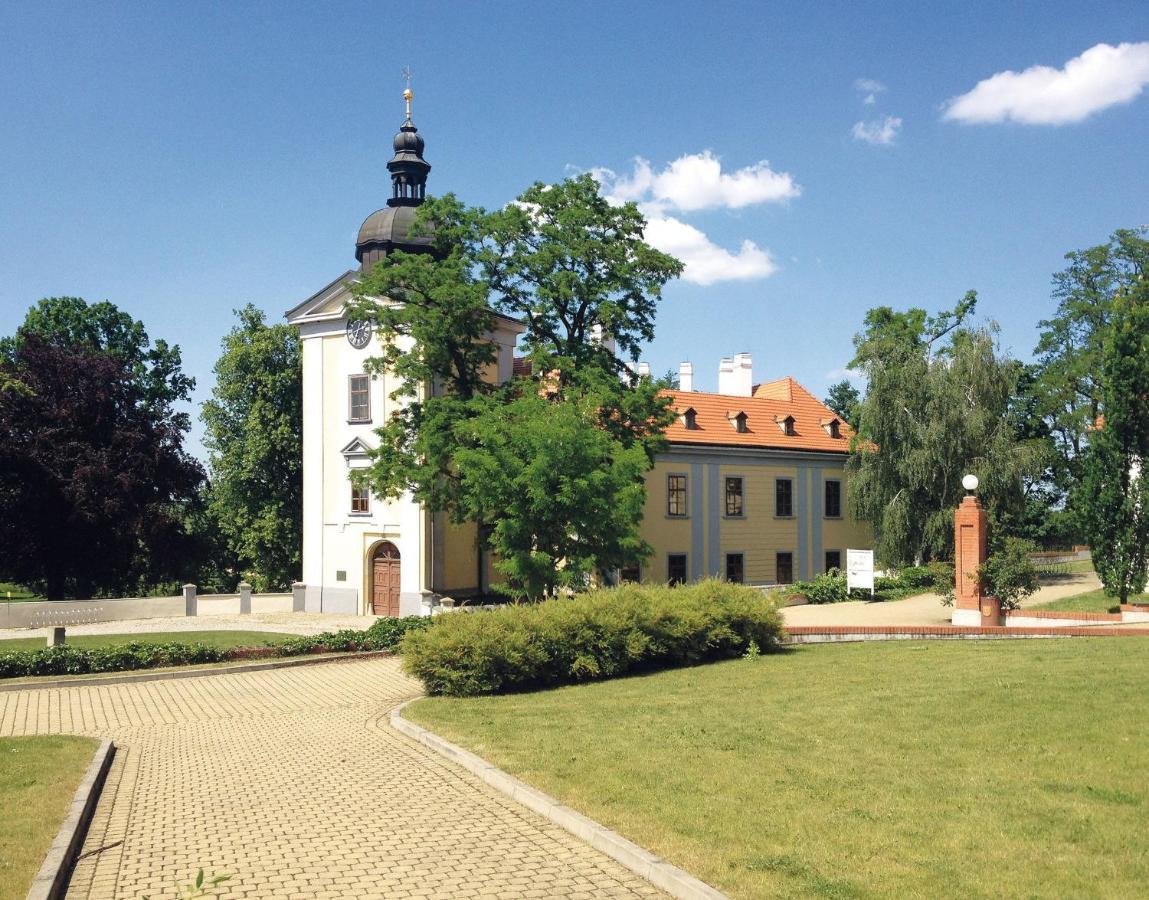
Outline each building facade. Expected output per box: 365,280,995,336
289,100,871,615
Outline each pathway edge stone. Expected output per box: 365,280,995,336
390,699,729,900
26,738,115,900
0,650,394,693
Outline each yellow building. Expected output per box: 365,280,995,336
632,356,871,587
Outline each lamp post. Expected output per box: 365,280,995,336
953,474,995,626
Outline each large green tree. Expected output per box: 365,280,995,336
0,299,203,599
1032,228,1149,484
847,293,1044,566
201,305,302,591
1074,286,1149,603
347,175,682,597
824,379,861,430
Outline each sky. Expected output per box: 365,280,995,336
1,1,1147,459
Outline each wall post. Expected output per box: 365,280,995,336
183,583,197,617
292,582,306,613
238,581,252,615
953,495,988,626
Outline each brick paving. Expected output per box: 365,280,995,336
1,657,662,899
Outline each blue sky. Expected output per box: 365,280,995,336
2,1,1147,458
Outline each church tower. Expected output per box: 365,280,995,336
355,86,435,271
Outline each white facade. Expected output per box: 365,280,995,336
286,271,523,615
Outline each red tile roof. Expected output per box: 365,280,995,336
662,377,853,453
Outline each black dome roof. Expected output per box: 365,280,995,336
355,205,435,263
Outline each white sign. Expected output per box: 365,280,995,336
846,549,874,596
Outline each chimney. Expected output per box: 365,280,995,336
591,323,617,356
637,361,651,378
678,361,694,392
719,353,753,397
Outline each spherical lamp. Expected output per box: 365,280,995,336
961,474,979,493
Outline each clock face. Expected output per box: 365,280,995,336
346,319,372,349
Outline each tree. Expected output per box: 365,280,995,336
0,335,204,598
347,177,683,596
847,293,1044,566
1075,286,1149,603
824,380,861,430
201,305,303,590
1032,228,1149,484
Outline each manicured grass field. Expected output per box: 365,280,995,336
1032,588,1147,613
407,639,1149,899
0,735,99,900
0,630,296,653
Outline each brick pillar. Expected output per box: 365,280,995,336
953,495,987,626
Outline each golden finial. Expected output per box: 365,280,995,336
402,66,413,118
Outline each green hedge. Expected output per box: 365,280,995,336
0,616,431,680
782,563,955,604
401,580,785,697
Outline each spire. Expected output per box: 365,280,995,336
387,71,430,208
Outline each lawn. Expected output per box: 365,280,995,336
407,640,1149,899
1031,588,1149,614
0,630,297,653
0,735,99,900
0,582,43,602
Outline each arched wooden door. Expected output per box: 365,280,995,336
370,542,401,616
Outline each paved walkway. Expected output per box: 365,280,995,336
0,657,661,899
780,572,1104,627
0,612,377,643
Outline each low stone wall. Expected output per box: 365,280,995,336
0,593,292,630
1004,609,1121,628
785,624,1149,643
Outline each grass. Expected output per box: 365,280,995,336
0,735,99,900
1032,588,1148,614
407,639,1149,899
0,583,43,602
0,630,297,653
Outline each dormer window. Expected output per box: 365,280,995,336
820,417,841,439
726,410,748,433
775,415,796,436
680,407,698,430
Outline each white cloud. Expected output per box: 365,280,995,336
851,115,903,145
854,78,886,95
586,151,798,285
825,367,866,385
942,41,1149,125
592,151,800,214
643,216,776,286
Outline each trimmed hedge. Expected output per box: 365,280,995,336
401,580,785,696
0,616,431,680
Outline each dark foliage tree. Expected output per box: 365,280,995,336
824,379,861,430
0,336,204,598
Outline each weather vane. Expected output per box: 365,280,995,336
401,66,413,118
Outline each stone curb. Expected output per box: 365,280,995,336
782,628,1149,644
26,738,115,900
390,700,728,900
0,650,394,693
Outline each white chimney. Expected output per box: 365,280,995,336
591,323,617,356
718,357,735,394
637,361,651,378
678,361,694,392
719,354,753,397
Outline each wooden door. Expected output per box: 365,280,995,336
371,543,401,616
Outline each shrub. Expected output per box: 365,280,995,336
796,570,849,604
980,538,1040,611
0,616,433,680
895,566,938,589
400,579,785,696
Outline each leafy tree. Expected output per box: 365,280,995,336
847,293,1044,566
454,390,654,597
0,335,203,598
1032,228,1149,483
1,296,194,428
824,379,861,430
1074,286,1149,603
201,305,302,591
347,177,682,596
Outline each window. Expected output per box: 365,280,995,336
619,563,641,584
349,375,370,422
825,479,842,518
681,408,698,429
667,474,688,517
728,411,748,433
667,553,688,586
350,483,370,514
825,550,842,573
828,420,841,439
776,415,796,436
725,553,745,584
775,478,793,517
776,552,794,585
725,476,744,517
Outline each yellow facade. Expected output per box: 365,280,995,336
637,449,872,585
